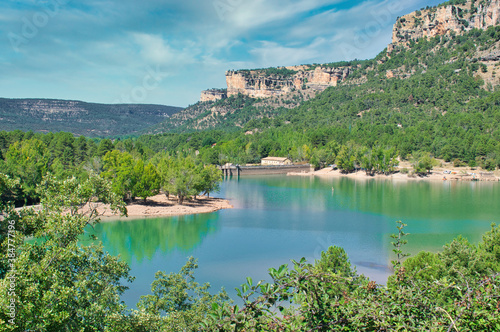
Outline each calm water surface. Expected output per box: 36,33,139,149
88,176,500,307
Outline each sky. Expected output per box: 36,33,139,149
0,0,444,107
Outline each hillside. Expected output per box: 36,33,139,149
391,0,500,47
142,0,500,170
151,0,499,135
0,98,182,137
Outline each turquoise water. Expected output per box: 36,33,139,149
87,176,500,307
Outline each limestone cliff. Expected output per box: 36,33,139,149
200,89,227,102
225,66,349,99
390,0,499,48
199,0,500,103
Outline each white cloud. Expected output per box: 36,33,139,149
132,33,197,67
246,0,438,66
227,0,343,29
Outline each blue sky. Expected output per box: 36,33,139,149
0,0,443,107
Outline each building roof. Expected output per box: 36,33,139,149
262,157,290,161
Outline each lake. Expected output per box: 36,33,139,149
88,175,500,308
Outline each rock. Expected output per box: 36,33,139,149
389,0,500,49
201,89,227,102
225,66,350,99
480,50,500,62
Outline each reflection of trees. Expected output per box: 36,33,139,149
224,177,329,212
327,178,499,221
222,176,498,245
225,176,500,221
87,213,220,264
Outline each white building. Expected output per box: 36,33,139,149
261,157,292,166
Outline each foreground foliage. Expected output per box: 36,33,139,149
206,223,500,331
0,173,130,330
0,176,499,331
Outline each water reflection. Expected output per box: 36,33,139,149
87,213,220,264
226,176,499,222
88,175,499,306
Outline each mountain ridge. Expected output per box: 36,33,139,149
0,97,182,137
151,0,499,135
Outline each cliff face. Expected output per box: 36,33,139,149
199,0,499,103
225,66,349,99
390,0,500,47
200,89,227,102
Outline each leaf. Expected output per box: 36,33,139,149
242,284,249,293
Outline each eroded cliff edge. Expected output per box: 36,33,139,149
389,0,499,49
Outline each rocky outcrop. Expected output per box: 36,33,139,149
479,50,500,61
390,0,500,48
226,71,295,98
225,66,349,99
200,89,227,102
201,0,500,102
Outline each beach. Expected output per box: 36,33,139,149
79,194,233,220
288,165,500,182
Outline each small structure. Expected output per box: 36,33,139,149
261,157,292,166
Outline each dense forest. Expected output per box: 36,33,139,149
0,130,222,207
149,26,500,171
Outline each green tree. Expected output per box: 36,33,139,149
360,147,374,175
132,160,160,202
96,138,114,157
159,157,198,204
102,150,137,200
336,145,356,173
3,138,49,204
132,257,229,331
411,151,438,175
0,173,131,331
194,165,221,198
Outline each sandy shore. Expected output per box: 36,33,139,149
82,194,233,219
288,167,500,182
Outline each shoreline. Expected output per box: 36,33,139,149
288,167,500,182
83,194,233,220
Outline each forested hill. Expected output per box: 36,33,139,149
143,1,500,169
150,0,500,135
0,98,182,137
